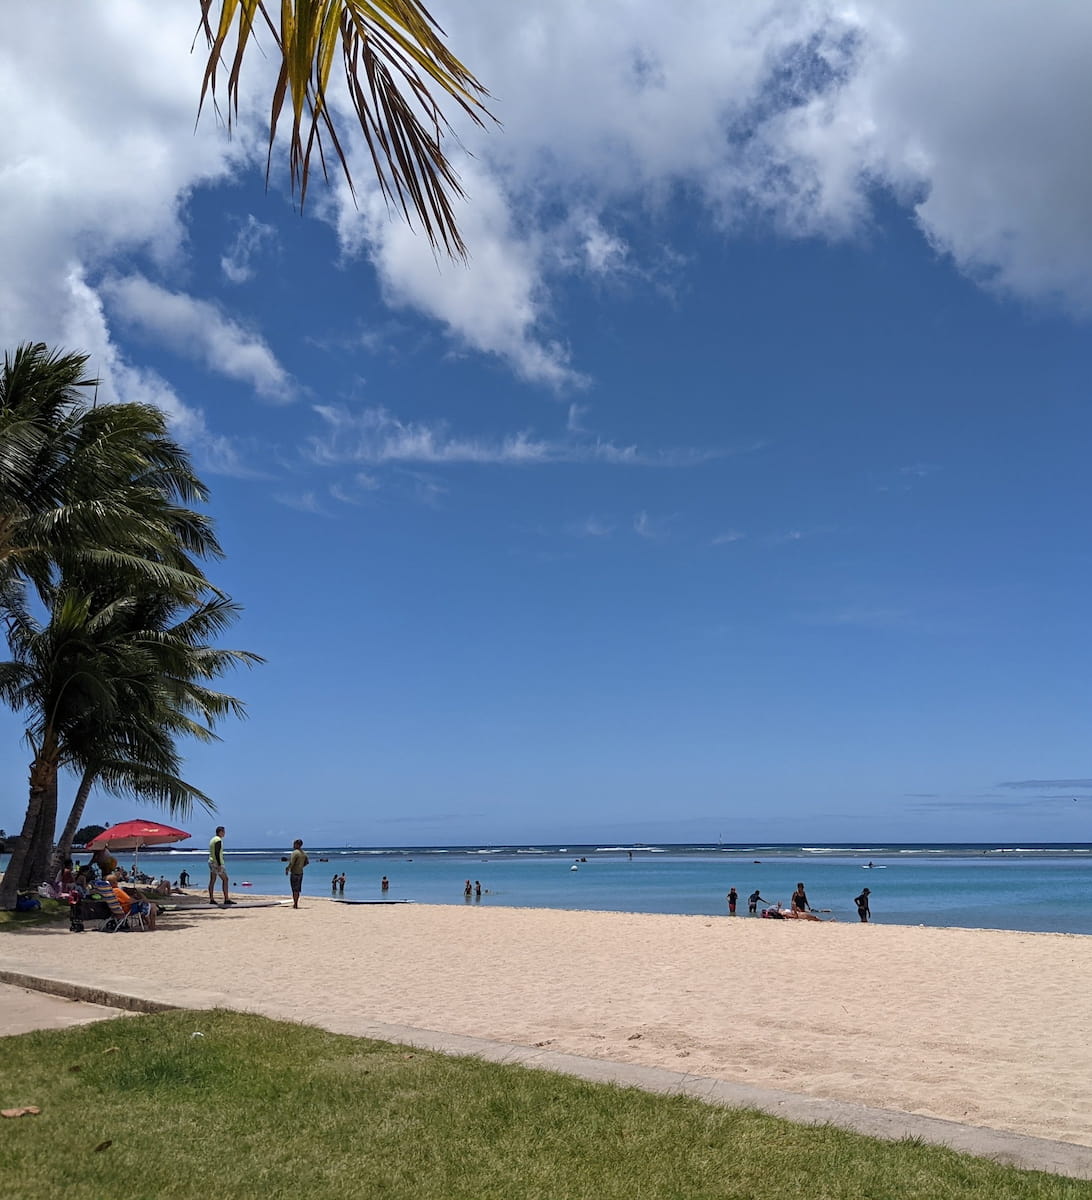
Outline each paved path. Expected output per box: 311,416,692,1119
0,980,138,1037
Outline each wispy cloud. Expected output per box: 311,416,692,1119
998,779,1092,790
711,530,745,545
221,215,277,283
306,405,714,469
803,605,917,631
909,794,1084,813
275,490,328,515
566,403,588,432
633,510,676,539
566,516,614,538
104,274,295,402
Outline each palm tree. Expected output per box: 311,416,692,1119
198,0,493,258
0,343,221,603
0,587,261,904
52,592,263,872
0,342,254,907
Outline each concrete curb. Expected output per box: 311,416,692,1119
4,964,1091,1181
0,969,180,1014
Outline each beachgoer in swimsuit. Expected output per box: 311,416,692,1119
727,887,738,914
855,888,871,922
748,890,762,914
791,883,810,914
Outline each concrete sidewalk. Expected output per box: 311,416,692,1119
0,980,138,1037
2,962,1090,1182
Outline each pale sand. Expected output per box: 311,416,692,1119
8,901,1091,1147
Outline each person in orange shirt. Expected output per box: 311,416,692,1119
106,874,156,930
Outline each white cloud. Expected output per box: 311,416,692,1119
3,0,1092,429
104,275,294,402
633,510,675,539
60,267,254,478
568,517,614,538
712,531,745,545
0,2,263,388
425,0,1092,314
221,215,278,283
307,404,708,468
328,164,585,389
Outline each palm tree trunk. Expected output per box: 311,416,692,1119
53,766,96,877
0,751,57,908
25,779,59,890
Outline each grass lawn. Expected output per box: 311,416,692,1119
0,1009,1086,1200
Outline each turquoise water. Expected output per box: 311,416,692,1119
53,841,1088,935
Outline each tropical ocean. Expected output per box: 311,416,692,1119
60,841,1091,936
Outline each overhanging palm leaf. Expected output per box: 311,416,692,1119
199,0,494,258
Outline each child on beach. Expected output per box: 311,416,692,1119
727,887,738,914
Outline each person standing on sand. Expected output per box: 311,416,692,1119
727,887,738,914
855,888,871,922
286,839,309,909
208,826,233,906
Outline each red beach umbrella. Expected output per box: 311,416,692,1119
83,820,191,872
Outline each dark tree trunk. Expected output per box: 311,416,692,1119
0,752,57,908
53,766,96,877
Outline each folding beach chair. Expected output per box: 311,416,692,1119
100,890,147,932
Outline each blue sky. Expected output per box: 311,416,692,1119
2,1,1091,846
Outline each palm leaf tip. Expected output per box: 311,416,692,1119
198,0,495,258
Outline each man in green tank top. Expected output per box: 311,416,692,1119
208,826,233,906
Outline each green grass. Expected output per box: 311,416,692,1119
0,1010,1087,1200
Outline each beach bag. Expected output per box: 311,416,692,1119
15,895,41,912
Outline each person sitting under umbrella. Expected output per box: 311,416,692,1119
106,874,157,931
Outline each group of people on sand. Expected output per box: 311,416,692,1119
726,881,872,922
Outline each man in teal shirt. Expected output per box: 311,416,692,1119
208,825,233,906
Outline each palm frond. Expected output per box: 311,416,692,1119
198,0,494,258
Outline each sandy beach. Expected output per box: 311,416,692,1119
6,900,1091,1148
